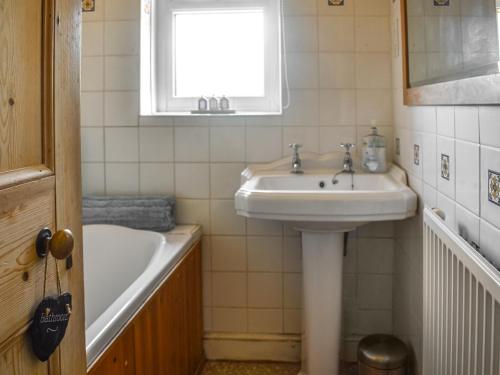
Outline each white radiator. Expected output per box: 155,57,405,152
423,208,500,375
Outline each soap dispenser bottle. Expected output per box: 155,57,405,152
362,127,387,173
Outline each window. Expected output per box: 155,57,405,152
141,0,282,115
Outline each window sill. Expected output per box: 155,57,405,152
141,111,282,117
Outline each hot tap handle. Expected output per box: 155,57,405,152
340,143,355,153
289,144,303,153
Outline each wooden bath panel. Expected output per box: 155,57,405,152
88,240,204,375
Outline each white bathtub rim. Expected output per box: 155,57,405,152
85,225,201,367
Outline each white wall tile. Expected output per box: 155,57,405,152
211,236,246,272
104,91,139,126
284,0,317,16
283,127,319,155
81,92,104,127
356,89,392,125
319,126,356,153
81,57,104,91
283,90,320,126
248,309,283,334
284,273,302,309
319,53,355,89
106,163,139,194
284,309,302,334
318,17,354,52
105,56,140,90
210,127,245,162
286,53,319,89
437,192,457,232
357,239,394,274
422,133,437,187
139,163,174,195
82,22,103,56
479,219,500,269
248,273,283,309
247,219,283,236
455,141,480,215
357,274,392,309
139,127,174,162
82,163,105,195
436,107,455,137
319,90,356,126
104,21,139,55
175,163,210,199
105,128,139,162
455,204,480,247
479,107,500,148
284,237,302,273
175,127,209,162
104,0,140,21
176,199,210,233
455,106,479,142
355,0,390,16
247,237,283,272
355,53,392,89
284,17,318,52
212,308,247,333
210,163,244,199
81,127,104,162
210,200,246,235
355,17,390,52
246,127,282,162
212,273,247,307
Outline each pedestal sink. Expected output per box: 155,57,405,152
234,153,417,375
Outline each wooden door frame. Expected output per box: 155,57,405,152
53,0,86,374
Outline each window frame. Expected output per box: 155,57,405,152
141,0,282,116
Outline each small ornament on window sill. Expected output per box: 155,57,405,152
198,96,208,112
209,96,219,112
220,96,230,111
82,0,95,12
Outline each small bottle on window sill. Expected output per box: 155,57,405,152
198,96,208,112
220,96,230,111
209,96,219,112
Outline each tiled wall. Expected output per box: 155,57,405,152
391,1,500,373
81,0,395,355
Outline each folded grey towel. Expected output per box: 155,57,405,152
82,196,175,232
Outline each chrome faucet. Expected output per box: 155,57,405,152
332,143,355,185
289,144,304,174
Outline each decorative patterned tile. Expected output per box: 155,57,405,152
488,169,500,207
414,144,420,166
82,0,95,12
395,137,400,156
433,0,450,6
441,154,450,180
328,0,345,5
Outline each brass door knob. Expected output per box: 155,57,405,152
36,228,74,260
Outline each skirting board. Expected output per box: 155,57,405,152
204,333,363,363
204,333,301,362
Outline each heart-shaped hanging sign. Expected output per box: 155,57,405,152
28,293,72,362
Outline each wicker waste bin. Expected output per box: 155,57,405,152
358,334,409,375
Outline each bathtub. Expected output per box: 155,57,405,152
83,224,201,367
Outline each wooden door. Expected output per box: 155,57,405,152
0,1,85,375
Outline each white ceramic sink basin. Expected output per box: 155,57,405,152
234,152,417,375
235,165,417,225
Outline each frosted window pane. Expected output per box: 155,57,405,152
174,10,265,98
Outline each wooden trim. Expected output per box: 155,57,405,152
42,0,55,171
54,0,86,374
0,165,53,190
401,0,500,106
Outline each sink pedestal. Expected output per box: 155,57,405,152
299,230,345,375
